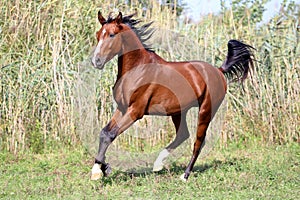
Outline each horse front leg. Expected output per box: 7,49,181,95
91,123,117,179
91,110,122,180
91,107,142,180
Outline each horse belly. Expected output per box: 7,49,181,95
146,85,198,115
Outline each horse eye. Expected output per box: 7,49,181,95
109,34,115,38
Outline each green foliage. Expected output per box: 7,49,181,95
229,0,270,25
129,0,186,16
27,120,44,153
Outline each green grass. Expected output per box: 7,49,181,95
1,143,299,199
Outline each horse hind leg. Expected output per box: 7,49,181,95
153,112,190,172
180,103,212,181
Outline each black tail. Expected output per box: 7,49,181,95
220,40,255,83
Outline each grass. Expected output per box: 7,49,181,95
1,142,299,199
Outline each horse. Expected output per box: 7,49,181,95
90,11,255,181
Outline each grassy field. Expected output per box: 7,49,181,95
1,142,299,199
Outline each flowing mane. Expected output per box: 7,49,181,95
106,13,155,52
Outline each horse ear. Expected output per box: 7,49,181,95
98,11,106,25
116,12,122,24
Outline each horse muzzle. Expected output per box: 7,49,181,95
91,56,106,69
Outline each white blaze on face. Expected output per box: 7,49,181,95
92,28,106,66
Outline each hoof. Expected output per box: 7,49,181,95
101,163,112,177
153,162,164,172
180,173,188,182
91,163,102,180
91,172,102,180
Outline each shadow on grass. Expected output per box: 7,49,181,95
101,157,248,185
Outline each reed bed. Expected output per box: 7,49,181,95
0,0,299,154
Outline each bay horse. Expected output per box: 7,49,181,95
90,11,255,181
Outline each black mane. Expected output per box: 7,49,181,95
107,13,155,52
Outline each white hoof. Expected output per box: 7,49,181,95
91,172,102,180
180,173,187,182
91,163,102,180
153,162,164,172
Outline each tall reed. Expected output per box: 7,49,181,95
0,0,298,154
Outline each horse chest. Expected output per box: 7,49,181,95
113,74,145,109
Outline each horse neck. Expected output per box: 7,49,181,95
117,31,155,79
117,51,145,79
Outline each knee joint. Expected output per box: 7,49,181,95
100,127,117,144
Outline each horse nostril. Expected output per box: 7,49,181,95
91,56,100,67
91,57,98,67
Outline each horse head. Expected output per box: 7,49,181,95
91,12,125,69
